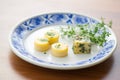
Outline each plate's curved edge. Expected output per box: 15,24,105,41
9,12,117,70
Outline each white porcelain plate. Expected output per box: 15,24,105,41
9,13,117,70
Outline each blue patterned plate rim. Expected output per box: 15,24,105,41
9,12,117,70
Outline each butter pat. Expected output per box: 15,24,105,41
44,30,59,44
34,37,50,52
73,40,91,54
51,43,68,57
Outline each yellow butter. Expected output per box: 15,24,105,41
73,40,91,54
44,30,59,44
51,43,68,57
34,37,50,52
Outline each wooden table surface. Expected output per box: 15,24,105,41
0,0,120,80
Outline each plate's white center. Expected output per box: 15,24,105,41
24,25,101,64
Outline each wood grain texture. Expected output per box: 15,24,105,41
0,0,120,80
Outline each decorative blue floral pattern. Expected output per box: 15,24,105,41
10,13,116,67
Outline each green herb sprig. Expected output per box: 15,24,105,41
60,19,112,46
60,25,76,38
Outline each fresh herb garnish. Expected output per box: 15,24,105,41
44,52,47,54
55,44,61,48
40,39,48,42
60,18,112,46
47,32,55,36
79,44,84,47
60,25,76,38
